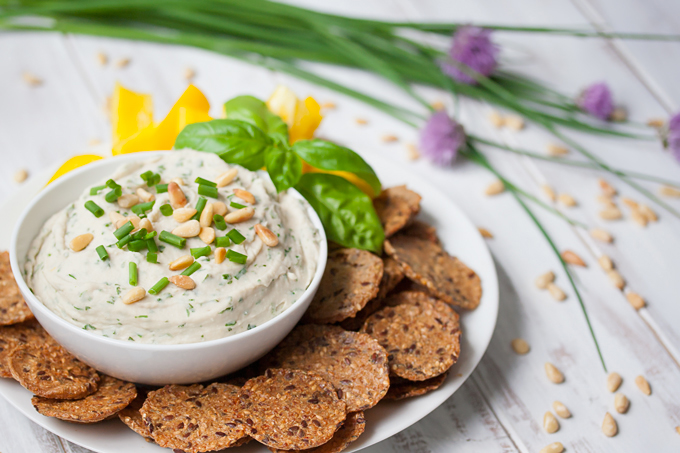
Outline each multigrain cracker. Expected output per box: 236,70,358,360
361,298,460,381
9,343,99,399
119,389,153,439
0,252,34,325
373,186,422,237
305,249,383,324
385,235,481,310
260,325,389,412
32,374,136,423
400,220,440,244
0,320,48,378
238,369,346,450
268,411,366,453
141,383,248,453
386,371,449,400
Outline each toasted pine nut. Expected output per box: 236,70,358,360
320,101,336,110
540,442,564,453
200,203,214,228
546,143,569,156
168,255,194,271
504,115,525,131
172,220,201,238
485,180,505,196
602,412,617,437
488,110,504,128
406,143,420,160
22,72,42,86
430,100,445,111
168,182,187,208
552,401,571,419
596,195,616,206
110,211,126,225
621,197,638,209
254,224,279,247
139,218,154,232
647,118,665,128
115,57,131,68
215,247,226,264
136,187,155,202
117,215,141,231
626,291,645,310
610,107,627,122
614,393,629,414
535,271,555,289
199,227,215,245
184,67,195,81
561,250,586,267
660,185,680,197
69,234,93,252
607,373,622,392
355,118,369,125
381,134,399,143
598,255,614,271
14,169,28,183
96,52,108,66
511,338,529,355
543,412,559,434
599,179,617,197
122,287,146,305
607,270,625,290
173,207,197,223
590,228,613,243
477,227,493,239
599,206,622,220
117,194,140,209
635,375,651,395
216,168,238,188
558,193,576,207
233,188,256,205
545,362,564,383
542,185,556,202
630,207,648,227
212,201,228,216
169,275,196,290
225,207,254,224
171,177,184,186
639,204,658,222
547,283,566,301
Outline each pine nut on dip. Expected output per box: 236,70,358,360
24,150,320,344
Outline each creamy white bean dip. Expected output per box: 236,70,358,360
25,150,320,344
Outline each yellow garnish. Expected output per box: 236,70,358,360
110,82,153,153
266,86,322,144
45,154,104,185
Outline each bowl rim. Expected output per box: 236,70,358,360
9,151,328,351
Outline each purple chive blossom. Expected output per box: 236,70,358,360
667,112,680,163
419,111,466,166
578,82,614,120
441,26,498,85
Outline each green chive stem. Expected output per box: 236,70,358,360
114,221,134,240
181,262,202,276
159,230,186,249
148,277,169,295
84,200,104,218
129,262,137,286
95,245,108,261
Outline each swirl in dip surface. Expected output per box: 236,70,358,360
25,150,320,344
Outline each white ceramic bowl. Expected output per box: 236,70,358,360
9,151,328,386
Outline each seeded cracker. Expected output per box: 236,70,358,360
141,383,248,453
32,374,136,423
361,297,461,380
385,235,481,310
118,389,153,439
340,256,404,331
386,372,449,400
238,369,346,450
260,325,389,412
9,342,99,399
0,320,48,378
400,220,440,244
305,249,383,324
373,186,422,237
269,411,366,453
0,251,34,325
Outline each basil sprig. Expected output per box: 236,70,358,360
174,95,385,253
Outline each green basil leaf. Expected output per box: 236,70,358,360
265,146,302,192
295,173,384,253
223,95,289,139
175,119,271,171
291,140,381,195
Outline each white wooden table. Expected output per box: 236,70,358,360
1,0,679,452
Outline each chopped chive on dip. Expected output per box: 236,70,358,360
144,231,157,240
84,200,104,218
215,236,231,248
226,249,247,264
230,201,246,209
226,229,245,244
146,238,159,253
194,177,216,187
146,252,158,264
181,262,201,276
148,277,169,295
129,262,138,286
213,214,227,231
140,170,160,186
190,246,211,259
116,234,133,249
128,240,147,252
131,200,155,216
132,228,148,240
114,221,134,240
159,231,186,249
105,179,119,189
156,183,168,193
89,184,107,196
160,204,173,216
104,187,122,203
95,245,109,261
198,185,218,199
192,197,207,220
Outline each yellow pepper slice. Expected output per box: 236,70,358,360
289,97,322,144
110,82,153,153
45,154,104,186
178,106,213,131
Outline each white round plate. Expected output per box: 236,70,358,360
0,151,498,453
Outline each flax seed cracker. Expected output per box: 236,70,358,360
305,249,383,324
141,383,248,453
400,220,439,244
385,235,481,310
373,186,422,237
32,374,136,423
0,252,34,326
260,325,389,412
268,411,366,453
119,388,153,439
237,369,346,450
0,320,48,378
386,371,449,400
